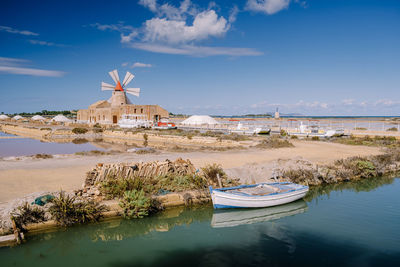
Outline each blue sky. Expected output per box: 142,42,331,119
0,0,399,115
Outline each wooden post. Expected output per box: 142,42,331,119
216,173,222,188
11,217,22,245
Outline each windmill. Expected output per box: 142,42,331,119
101,69,140,106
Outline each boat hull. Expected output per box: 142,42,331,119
210,183,309,209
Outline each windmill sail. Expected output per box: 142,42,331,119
122,71,135,87
126,88,140,97
101,82,115,91
108,69,120,84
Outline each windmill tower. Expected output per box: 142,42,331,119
101,69,140,106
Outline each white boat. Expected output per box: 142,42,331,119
209,182,309,209
118,114,152,128
211,200,308,228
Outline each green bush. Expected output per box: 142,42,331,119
290,135,298,139
49,191,108,226
119,190,151,219
311,136,320,141
100,178,144,199
40,128,52,131
72,127,88,134
280,129,287,136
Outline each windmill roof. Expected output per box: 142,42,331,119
181,115,219,125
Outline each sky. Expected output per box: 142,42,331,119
0,0,399,116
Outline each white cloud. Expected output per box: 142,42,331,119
139,0,158,13
0,57,65,77
122,62,153,68
0,25,39,36
94,0,261,57
229,5,239,23
143,10,229,44
29,40,66,47
90,22,135,32
245,0,291,15
132,62,152,68
0,66,65,77
131,42,262,56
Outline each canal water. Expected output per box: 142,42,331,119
1,177,399,266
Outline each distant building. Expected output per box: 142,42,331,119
274,108,280,119
77,70,169,124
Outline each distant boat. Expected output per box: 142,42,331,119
211,200,308,228
209,182,309,209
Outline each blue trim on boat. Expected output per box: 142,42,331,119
213,204,243,209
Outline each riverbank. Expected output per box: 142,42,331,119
0,140,382,202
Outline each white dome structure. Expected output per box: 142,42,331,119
31,115,46,121
181,115,219,126
0,114,9,120
12,115,24,120
51,114,72,122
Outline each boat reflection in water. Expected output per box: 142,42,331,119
211,200,308,228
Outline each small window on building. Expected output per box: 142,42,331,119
103,115,105,120
134,109,136,113
141,108,143,113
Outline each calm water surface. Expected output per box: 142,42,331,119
0,131,107,157
1,177,399,266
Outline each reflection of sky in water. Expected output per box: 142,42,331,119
0,131,16,137
1,178,399,266
0,135,104,157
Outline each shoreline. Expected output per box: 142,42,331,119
0,140,383,203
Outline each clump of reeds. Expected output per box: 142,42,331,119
48,191,108,226
11,202,45,232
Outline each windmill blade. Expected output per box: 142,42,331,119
108,69,120,84
101,82,115,91
125,88,140,97
122,71,135,88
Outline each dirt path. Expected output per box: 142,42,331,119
0,141,382,202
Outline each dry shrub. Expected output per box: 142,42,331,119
72,127,88,134
256,136,294,149
201,164,239,187
34,153,53,159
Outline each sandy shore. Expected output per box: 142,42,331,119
0,140,382,203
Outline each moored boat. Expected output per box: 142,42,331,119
209,182,309,209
